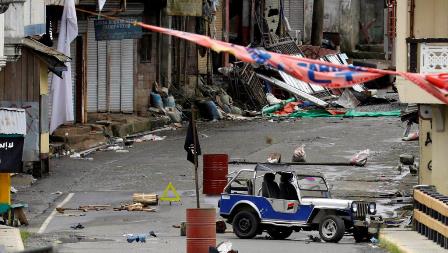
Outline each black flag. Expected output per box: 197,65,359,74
184,119,201,164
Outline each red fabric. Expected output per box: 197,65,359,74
274,102,301,115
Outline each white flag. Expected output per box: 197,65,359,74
50,0,78,133
98,0,106,11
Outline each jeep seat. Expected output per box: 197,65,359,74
262,173,280,198
279,173,299,200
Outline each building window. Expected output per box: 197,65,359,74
140,34,152,63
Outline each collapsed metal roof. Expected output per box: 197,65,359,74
22,37,70,78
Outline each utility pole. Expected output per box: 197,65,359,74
311,0,324,46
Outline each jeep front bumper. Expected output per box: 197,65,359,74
354,215,383,234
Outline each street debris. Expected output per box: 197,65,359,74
399,154,415,165
125,234,147,243
56,205,111,213
113,203,156,212
138,134,166,142
292,145,306,162
10,186,17,194
216,220,227,233
267,153,281,163
70,223,85,230
132,193,158,206
350,149,370,166
305,235,322,243
209,241,238,253
124,231,156,243
402,132,418,141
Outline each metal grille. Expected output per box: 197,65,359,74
354,202,369,218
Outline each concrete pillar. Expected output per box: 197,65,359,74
418,118,432,185
160,12,172,88
430,105,448,195
339,0,360,52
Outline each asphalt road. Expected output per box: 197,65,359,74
13,117,418,252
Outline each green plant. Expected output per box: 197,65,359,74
379,238,403,253
20,230,30,242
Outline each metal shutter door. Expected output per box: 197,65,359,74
120,39,134,113
108,40,121,112
283,0,305,41
97,41,107,112
87,19,98,112
70,42,76,119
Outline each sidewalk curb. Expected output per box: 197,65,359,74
379,233,407,253
0,225,25,252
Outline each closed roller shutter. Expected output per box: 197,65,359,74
283,0,305,41
120,39,134,112
108,40,121,112
97,41,107,111
87,19,98,112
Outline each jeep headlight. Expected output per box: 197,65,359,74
351,202,358,212
368,202,376,215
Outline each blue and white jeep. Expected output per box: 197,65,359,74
219,164,381,242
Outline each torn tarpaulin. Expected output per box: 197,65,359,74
184,119,201,164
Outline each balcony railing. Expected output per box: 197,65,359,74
413,185,448,250
406,38,448,73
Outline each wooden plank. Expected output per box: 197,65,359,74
27,50,34,101
414,209,448,237
21,48,29,101
4,62,14,100
414,190,448,217
33,55,40,101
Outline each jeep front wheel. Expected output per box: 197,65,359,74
267,226,293,240
232,211,259,239
319,215,345,242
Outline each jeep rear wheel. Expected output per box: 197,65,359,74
232,211,259,239
319,215,345,243
267,226,293,240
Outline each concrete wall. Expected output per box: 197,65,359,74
396,0,448,104
428,105,448,195
359,0,383,44
23,0,46,36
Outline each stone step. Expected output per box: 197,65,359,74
52,125,92,137
356,44,385,53
347,50,386,60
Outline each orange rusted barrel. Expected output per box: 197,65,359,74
203,154,229,195
186,208,216,253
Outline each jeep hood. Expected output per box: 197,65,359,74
301,198,352,209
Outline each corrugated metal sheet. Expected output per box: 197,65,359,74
97,41,107,112
78,20,88,34
120,39,133,113
294,54,325,92
282,0,305,41
71,42,77,120
0,108,27,135
278,70,313,94
87,19,98,112
108,40,121,112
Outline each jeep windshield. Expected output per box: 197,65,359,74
296,175,330,198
